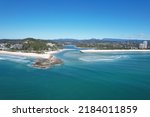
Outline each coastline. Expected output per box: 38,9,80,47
0,50,60,59
45,49,64,54
0,50,63,68
80,49,150,53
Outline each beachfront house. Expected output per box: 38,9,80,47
0,43,9,50
10,44,23,50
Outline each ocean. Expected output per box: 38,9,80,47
0,45,150,100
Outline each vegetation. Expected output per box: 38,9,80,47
52,38,150,49
22,38,49,53
76,42,138,49
0,38,61,53
1,38,150,51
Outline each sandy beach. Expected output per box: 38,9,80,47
45,49,64,54
80,49,150,53
0,51,52,59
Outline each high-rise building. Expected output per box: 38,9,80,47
139,41,148,49
143,41,148,48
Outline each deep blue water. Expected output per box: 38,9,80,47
0,45,150,100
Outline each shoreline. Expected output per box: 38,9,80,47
45,49,64,54
0,50,61,59
80,49,150,53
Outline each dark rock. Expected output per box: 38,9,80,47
32,56,63,69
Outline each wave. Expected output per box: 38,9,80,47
79,55,128,62
0,57,5,60
0,55,31,63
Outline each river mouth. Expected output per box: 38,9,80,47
56,45,130,63
1,45,150,100
0,45,149,66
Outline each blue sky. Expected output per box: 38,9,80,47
0,0,150,39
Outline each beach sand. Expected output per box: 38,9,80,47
80,49,150,53
45,49,64,54
0,51,54,59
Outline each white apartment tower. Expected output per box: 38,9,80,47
139,41,148,49
143,41,148,48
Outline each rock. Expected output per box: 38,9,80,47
32,56,63,69
50,57,63,65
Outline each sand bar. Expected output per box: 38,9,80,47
80,49,150,53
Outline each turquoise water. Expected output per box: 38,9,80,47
0,45,150,100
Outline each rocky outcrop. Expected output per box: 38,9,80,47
32,55,63,69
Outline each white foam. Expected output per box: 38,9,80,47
0,57,5,60
79,55,128,62
7,58,31,63
0,55,31,63
79,58,114,62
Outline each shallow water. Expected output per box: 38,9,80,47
0,45,150,100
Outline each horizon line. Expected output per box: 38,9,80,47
0,37,148,41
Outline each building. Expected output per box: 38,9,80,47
143,41,148,48
0,43,9,50
139,43,144,49
10,44,23,50
139,41,148,49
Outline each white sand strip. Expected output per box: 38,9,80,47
80,49,150,53
0,51,50,59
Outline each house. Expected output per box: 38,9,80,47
10,44,23,50
0,43,8,50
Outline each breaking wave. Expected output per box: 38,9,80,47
0,57,5,60
79,55,128,62
0,55,31,63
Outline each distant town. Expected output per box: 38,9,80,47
54,38,150,50
0,38,149,52
0,38,62,53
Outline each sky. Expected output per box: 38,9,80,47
0,0,150,39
